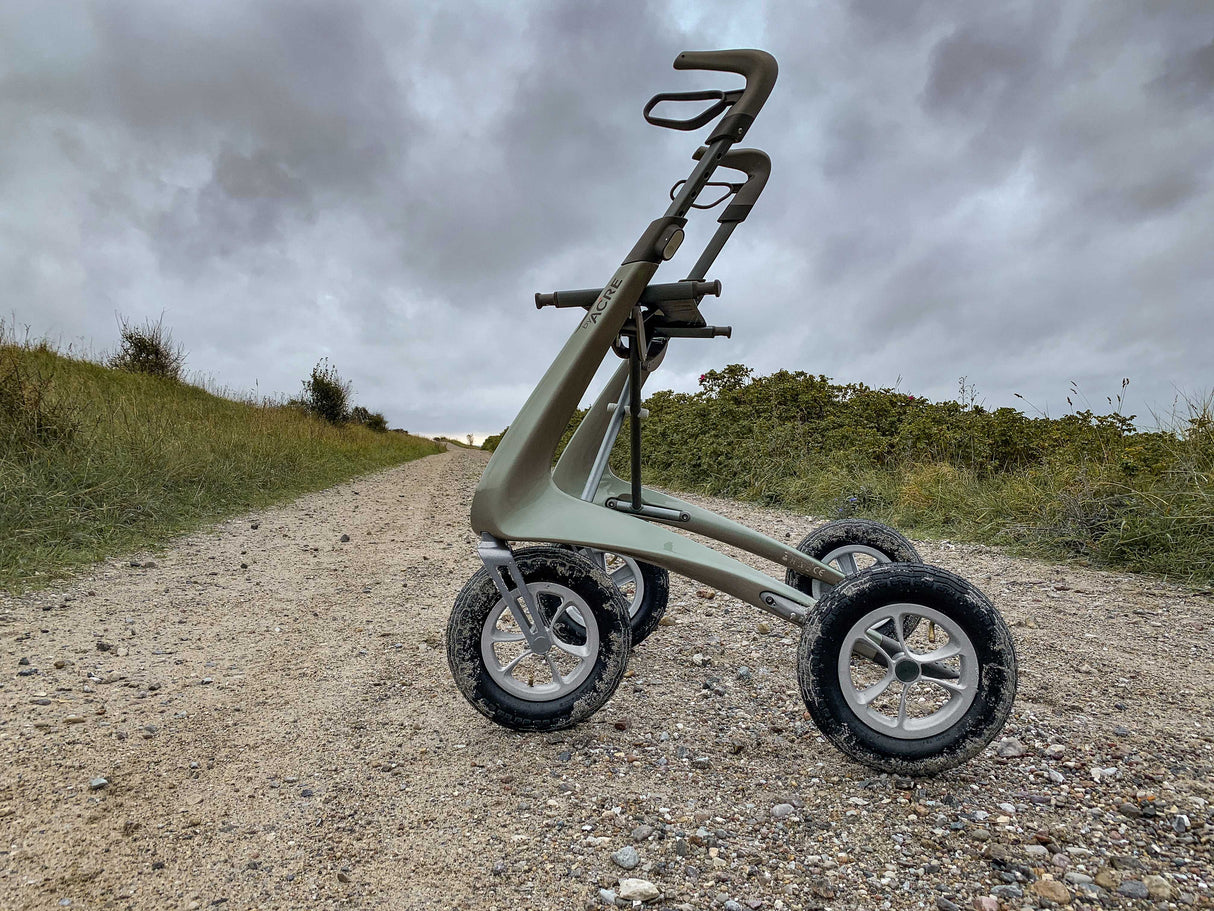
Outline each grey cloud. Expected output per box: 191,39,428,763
2,0,1211,434
1150,39,1214,107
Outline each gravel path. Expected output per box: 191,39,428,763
1,448,1210,911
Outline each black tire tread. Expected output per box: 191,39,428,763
798,562,1017,776
784,518,921,594
446,547,632,732
627,560,669,646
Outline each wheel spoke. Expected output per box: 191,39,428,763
859,631,893,665
490,630,527,644
922,674,967,696
498,649,532,676
544,653,564,686
895,685,909,731
856,671,895,706
916,640,962,663
547,599,573,627
610,565,634,586
837,552,859,575
554,638,592,660
893,610,909,651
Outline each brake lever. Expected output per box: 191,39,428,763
668,179,742,209
643,89,742,131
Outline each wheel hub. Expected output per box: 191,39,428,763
893,657,920,683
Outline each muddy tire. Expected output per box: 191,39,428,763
798,562,1017,776
560,548,669,646
785,518,922,597
446,546,632,732
786,518,922,638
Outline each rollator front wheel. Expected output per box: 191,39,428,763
446,546,632,731
797,562,1017,776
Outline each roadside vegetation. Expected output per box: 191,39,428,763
485,365,1213,586
434,435,477,449
1,321,441,590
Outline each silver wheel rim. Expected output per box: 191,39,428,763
480,581,599,701
573,550,645,620
810,544,891,600
838,603,978,740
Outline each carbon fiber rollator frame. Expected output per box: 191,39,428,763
470,49,843,625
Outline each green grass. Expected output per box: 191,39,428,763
1,338,442,590
491,365,1214,587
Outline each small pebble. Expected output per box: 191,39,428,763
617,878,659,902
1117,881,1149,899
995,737,1025,757
1143,875,1172,900
611,846,639,870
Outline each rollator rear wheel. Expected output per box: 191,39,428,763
446,546,632,731
562,548,669,645
786,518,922,638
797,563,1017,776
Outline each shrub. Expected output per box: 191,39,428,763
483,365,1213,583
350,405,389,433
109,314,187,381
300,359,351,425
482,427,507,452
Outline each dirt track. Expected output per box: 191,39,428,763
1,448,1211,910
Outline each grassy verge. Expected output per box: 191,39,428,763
1,338,442,590
489,365,1213,587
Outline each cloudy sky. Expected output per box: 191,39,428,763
3,1,1212,436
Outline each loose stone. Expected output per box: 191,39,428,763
995,737,1026,757
1033,879,1070,904
89,777,108,790
617,878,660,902
1094,868,1120,890
1117,881,1149,900
1142,875,1172,900
611,846,639,870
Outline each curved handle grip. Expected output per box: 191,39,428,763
673,49,777,142
693,146,771,223
643,90,735,131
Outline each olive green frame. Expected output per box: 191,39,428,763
470,260,843,622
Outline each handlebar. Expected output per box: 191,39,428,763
672,49,777,143
536,280,721,310
692,146,771,223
